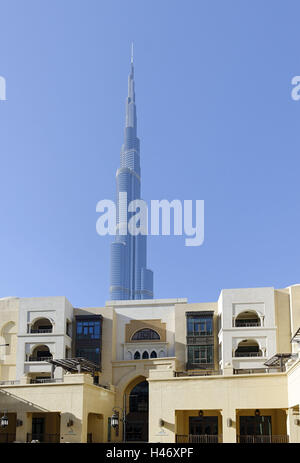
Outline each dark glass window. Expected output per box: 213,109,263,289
187,345,213,364
129,380,149,413
187,316,213,336
150,351,157,358
134,351,141,359
142,351,149,359
239,416,272,436
131,328,160,341
76,347,100,364
76,320,100,339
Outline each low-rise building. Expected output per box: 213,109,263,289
0,284,300,443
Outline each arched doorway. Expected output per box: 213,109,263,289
125,379,149,442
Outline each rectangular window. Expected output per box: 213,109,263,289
187,316,213,336
187,345,213,364
76,320,100,339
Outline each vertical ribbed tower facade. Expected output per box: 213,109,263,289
110,47,154,301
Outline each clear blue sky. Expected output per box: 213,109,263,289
0,0,299,307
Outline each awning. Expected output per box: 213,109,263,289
47,357,101,374
264,353,297,368
291,327,300,344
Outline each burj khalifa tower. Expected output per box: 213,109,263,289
109,47,154,300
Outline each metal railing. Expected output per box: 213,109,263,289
187,331,213,337
26,356,53,362
176,434,222,443
30,378,63,384
30,328,53,334
26,433,60,443
0,433,16,443
234,352,263,358
234,368,281,375
175,370,222,377
234,321,261,328
237,435,289,443
0,380,20,385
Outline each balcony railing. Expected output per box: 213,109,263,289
0,433,16,443
234,352,263,358
237,435,289,443
187,331,213,337
29,328,53,334
176,434,222,443
26,433,60,443
175,370,222,377
234,321,261,328
26,356,53,362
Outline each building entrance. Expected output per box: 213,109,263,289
125,380,148,442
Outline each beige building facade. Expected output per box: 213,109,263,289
0,284,300,443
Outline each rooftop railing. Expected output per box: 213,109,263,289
29,378,63,384
174,370,222,377
0,380,20,385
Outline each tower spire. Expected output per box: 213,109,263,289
131,42,134,64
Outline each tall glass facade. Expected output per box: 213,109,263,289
110,52,154,300
75,315,102,367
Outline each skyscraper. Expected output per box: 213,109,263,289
109,47,154,301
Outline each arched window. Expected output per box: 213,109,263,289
131,328,160,341
30,318,53,334
150,351,157,358
142,351,149,359
234,340,262,358
29,345,52,362
134,351,141,360
235,311,261,327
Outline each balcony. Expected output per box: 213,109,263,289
234,311,261,328
28,318,53,335
237,435,289,443
176,434,222,443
